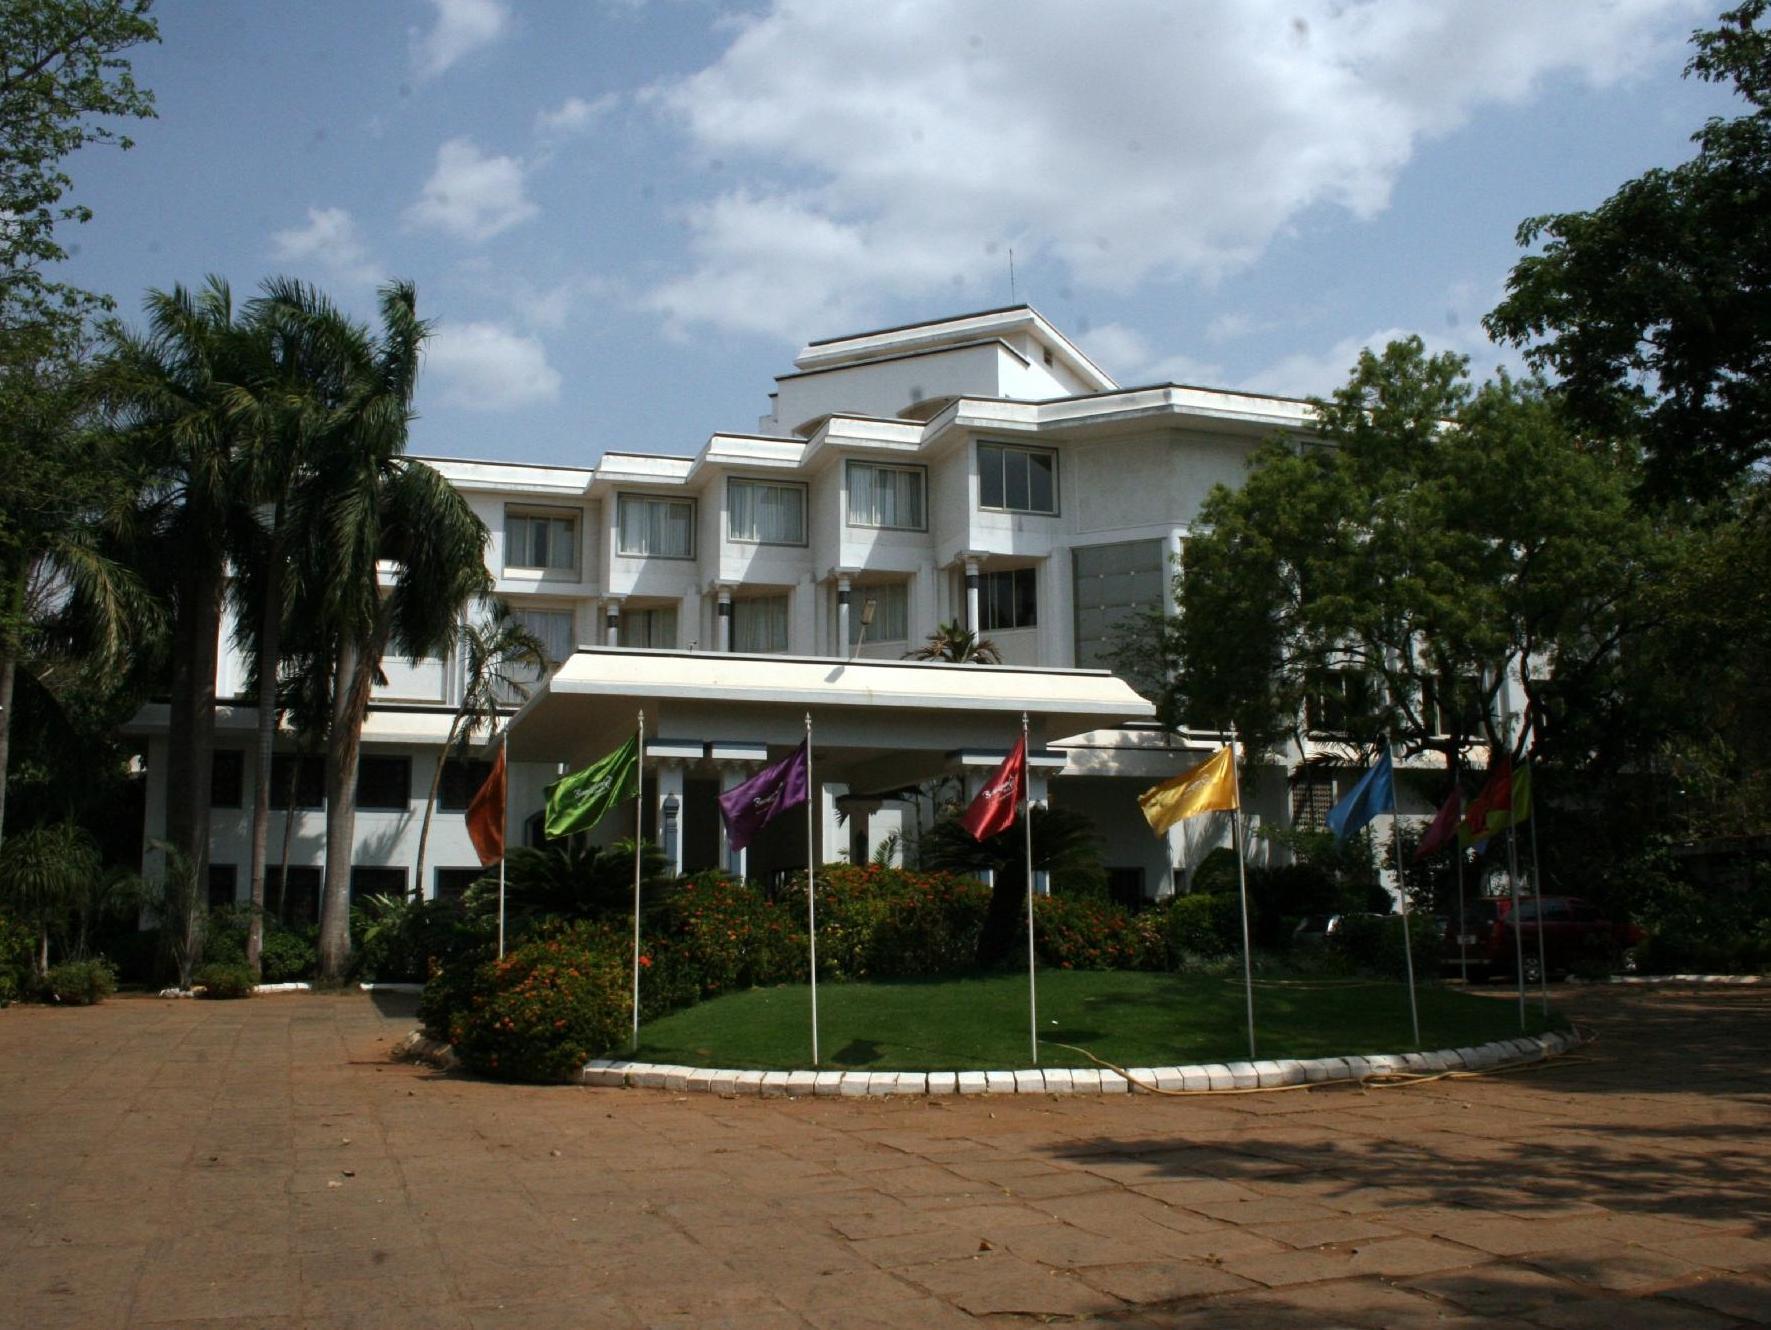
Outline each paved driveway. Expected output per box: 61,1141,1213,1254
0,984,1767,1328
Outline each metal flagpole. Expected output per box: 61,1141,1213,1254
805,712,819,1067
1454,747,1468,984
1387,738,1421,1048
1023,712,1037,1067
1525,759,1550,1015
632,711,645,1052
1506,804,1527,1031
497,728,508,960
1228,723,1256,1060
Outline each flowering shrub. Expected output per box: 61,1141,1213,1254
814,864,990,979
1032,895,1164,971
649,872,805,997
449,923,631,1083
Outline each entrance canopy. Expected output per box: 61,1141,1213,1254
506,647,1155,793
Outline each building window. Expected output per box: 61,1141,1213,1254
620,606,677,649
496,606,576,704
1307,670,1380,735
434,867,484,903
211,750,244,808
850,582,909,643
727,479,807,546
207,863,238,911
270,753,325,809
1428,676,1486,739
440,758,493,812
732,595,789,653
1291,775,1342,829
269,865,320,925
355,756,411,811
350,865,408,904
981,567,1037,631
504,507,579,573
846,462,926,530
978,442,1057,514
617,494,695,559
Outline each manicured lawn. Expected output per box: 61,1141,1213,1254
633,970,1563,1070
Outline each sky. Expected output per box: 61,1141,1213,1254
56,0,1744,468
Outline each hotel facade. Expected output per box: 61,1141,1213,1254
132,305,1451,917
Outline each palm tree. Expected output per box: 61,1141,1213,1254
284,282,491,979
411,599,546,900
905,619,1002,664
0,821,101,977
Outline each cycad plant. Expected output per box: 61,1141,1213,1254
905,619,1002,664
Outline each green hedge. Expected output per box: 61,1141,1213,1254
43,957,117,1005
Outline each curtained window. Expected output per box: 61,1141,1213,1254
849,582,909,643
846,462,926,530
727,479,806,545
731,595,789,653
617,495,695,558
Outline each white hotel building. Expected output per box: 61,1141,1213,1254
134,305,1398,919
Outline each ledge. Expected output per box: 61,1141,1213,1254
577,1028,1584,1096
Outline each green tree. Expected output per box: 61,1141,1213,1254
1485,1,1771,500
1161,339,1663,777
411,599,545,900
0,820,100,976
904,620,1002,664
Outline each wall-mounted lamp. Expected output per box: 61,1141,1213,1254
849,596,878,661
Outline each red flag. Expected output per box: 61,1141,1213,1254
961,737,1026,841
1460,757,1512,846
1414,785,1462,861
466,744,508,867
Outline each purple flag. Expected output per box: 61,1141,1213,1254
718,741,810,852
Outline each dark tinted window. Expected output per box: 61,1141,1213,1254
434,867,483,903
270,754,325,809
350,866,407,904
207,863,238,910
211,751,244,808
355,756,411,811
440,759,493,812
270,866,320,925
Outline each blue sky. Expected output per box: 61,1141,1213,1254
58,0,1741,467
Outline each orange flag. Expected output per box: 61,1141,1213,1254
465,743,507,867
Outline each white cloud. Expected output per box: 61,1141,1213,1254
535,94,614,138
641,0,1704,339
1236,321,1522,401
1080,323,1222,387
411,0,509,80
406,138,538,242
425,321,561,409
268,206,381,287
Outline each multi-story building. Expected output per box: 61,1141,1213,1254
132,304,1448,919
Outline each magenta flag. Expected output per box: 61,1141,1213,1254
718,741,810,852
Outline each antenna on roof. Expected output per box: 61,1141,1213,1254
1008,247,1016,303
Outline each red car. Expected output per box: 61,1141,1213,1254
1444,895,1643,982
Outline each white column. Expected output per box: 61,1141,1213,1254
1040,555,1073,667
964,556,982,633
1164,528,1185,616
835,574,852,655
912,560,937,644
679,588,699,651
718,763,748,878
1028,768,1050,897
716,585,733,653
792,574,817,655
603,598,622,648
654,761,685,877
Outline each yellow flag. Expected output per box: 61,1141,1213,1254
1139,745,1238,836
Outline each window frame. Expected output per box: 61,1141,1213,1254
726,477,809,547
269,753,326,810
845,460,929,532
502,504,582,575
976,441,1059,516
439,758,493,813
210,749,245,809
354,755,412,812
848,581,911,644
616,492,697,560
730,593,791,654
980,566,1038,632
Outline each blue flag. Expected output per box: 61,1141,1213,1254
1326,747,1395,843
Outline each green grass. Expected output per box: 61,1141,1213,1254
633,970,1564,1071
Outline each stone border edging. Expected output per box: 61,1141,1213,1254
575,1028,1584,1097
1567,973,1763,986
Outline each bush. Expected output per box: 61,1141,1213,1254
1033,895,1164,971
814,865,989,979
193,962,255,999
448,923,630,1082
260,928,317,982
43,957,117,1005
1161,892,1242,961
1335,913,1441,981
650,872,804,997
0,912,33,1006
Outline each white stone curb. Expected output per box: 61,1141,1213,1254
1566,973,1763,986
359,981,424,994
574,1026,1587,1096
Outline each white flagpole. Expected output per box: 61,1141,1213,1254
805,712,819,1067
1228,723,1256,1061
1023,712,1037,1067
1506,779,1527,1031
1454,748,1468,984
497,728,508,960
1526,759,1549,1015
632,710,645,1053
1387,739,1421,1049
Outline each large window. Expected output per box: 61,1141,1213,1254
512,607,576,665
981,567,1037,631
270,753,325,809
269,865,320,925
731,595,789,653
850,582,909,643
440,758,493,812
977,442,1057,514
620,605,677,649
846,462,926,530
434,867,484,903
1307,670,1380,735
207,864,238,911
350,865,407,905
210,750,244,808
355,756,411,811
504,507,579,573
727,479,806,546
617,494,695,559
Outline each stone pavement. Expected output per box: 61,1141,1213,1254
0,985,1768,1329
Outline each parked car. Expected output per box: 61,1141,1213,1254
1443,895,1643,981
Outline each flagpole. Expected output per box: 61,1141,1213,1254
805,712,819,1067
1453,747,1468,984
1506,799,1527,1031
1227,723,1256,1061
630,711,644,1055
497,728,508,960
1525,759,1549,1015
1022,712,1037,1067
1387,738,1421,1048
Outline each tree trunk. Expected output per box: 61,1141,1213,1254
0,647,15,853
318,610,392,980
412,710,466,905
165,555,223,900
245,529,286,978
975,862,1027,967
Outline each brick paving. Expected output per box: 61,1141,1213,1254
1,984,1768,1328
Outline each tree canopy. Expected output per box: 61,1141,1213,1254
1484,1,1771,501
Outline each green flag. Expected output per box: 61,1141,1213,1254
544,733,640,838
